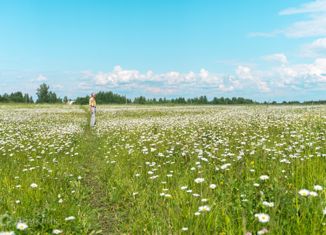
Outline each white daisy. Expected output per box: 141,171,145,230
313,185,323,191
298,189,310,196
255,213,270,223
16,222,28,231
52,229,63,234
259,175,269,181
194,178,205,183
64,216,76,221
198,205,211,212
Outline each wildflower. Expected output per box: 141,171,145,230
180,186,188,190
253,183,260,187
323,207,326,215
309,191,318,197
64,216,76,221
209,184,216,189
194,178,205,183
194,212,200,216
221,163,231,170
198,205,211,212
259,175,269,181
262,201,274,207
52,229,63,234
30,183,38,188
15,200,20,204
298,189,310,196
0,232,15,235
257,228,269,235
314,185,323,191
255,213,270,223
181,227,188,231
16,222,28,231
58,199,63,203
132,192,139,196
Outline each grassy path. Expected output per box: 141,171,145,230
78,107,113,234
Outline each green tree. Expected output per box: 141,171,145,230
36,83,50,103
36,83,61,103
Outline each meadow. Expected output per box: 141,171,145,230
0,104,325,234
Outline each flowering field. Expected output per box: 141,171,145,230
1,104,325,234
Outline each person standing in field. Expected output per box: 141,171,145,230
89,93,96,127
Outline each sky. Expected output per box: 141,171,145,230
0,0,325,102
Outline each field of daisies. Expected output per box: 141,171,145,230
0,104,325,234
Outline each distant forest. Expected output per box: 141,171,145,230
0,83,325,105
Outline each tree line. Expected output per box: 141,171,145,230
131,96,257,105
0,83,325,105
0,92,34,103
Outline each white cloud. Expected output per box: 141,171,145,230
280,0,326,37
236,65,270,92
282,15,326,38
266,57,326,88
199,69,209,79
93,66,224,87
35,74,47,82
279,0,326,15
94,65,152,86
252,0,326,38
145,87,176,94
217,84,234,92
302,37,326,56
263,53,288,64
84,59,326,97
236,66,254,80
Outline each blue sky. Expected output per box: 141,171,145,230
0,0,325,101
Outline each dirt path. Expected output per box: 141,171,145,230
79,107,113,235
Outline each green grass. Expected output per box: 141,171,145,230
0,104,325,234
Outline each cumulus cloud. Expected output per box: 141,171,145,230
217,84,234,92
266,57,326,89
93,66,224,87
263,53,288,64
83,57,326,97
145,87,176,94
302,37,326,57
94,65,152,86
236,65,270,92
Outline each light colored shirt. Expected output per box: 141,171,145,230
89,97,96,107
